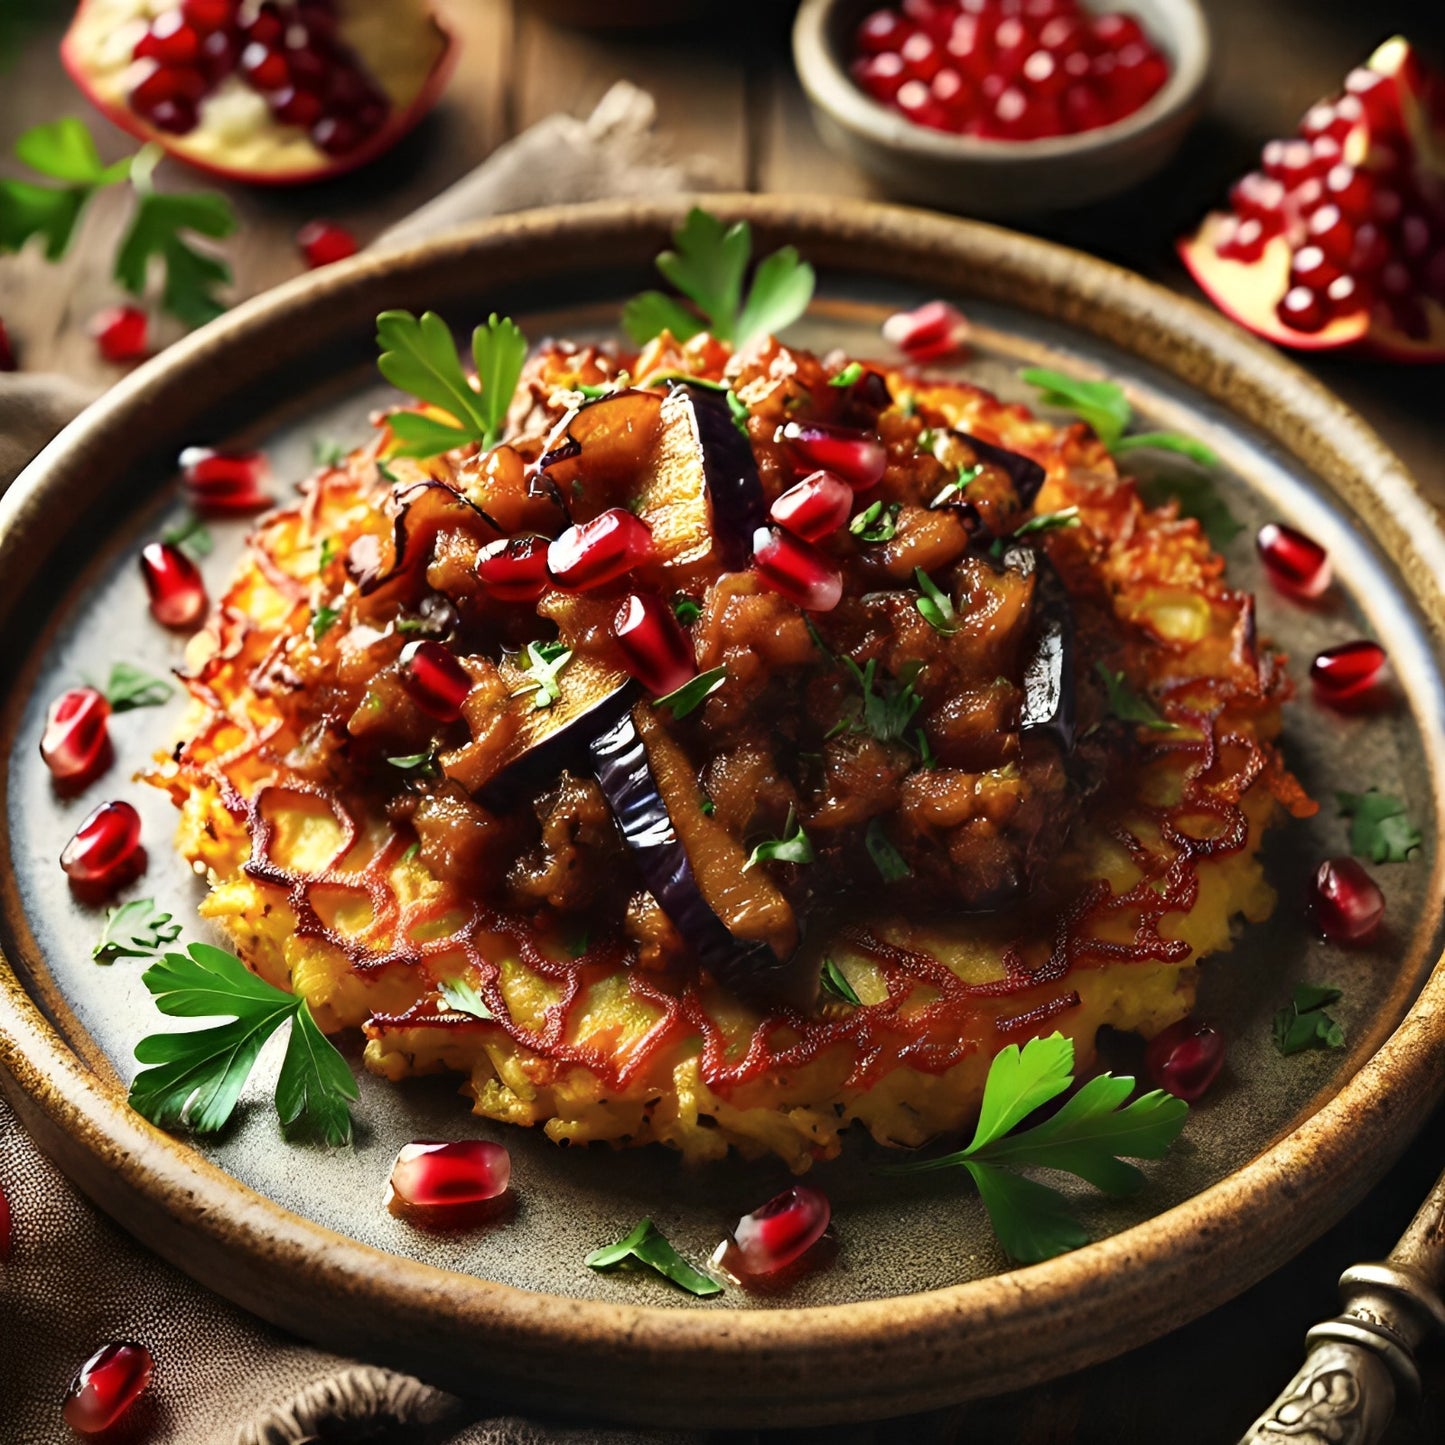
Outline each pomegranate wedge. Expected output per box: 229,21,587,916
61,0,458,186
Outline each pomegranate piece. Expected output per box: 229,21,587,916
61,0,457,187
882,299,970,361
751,526,844,613
0,317,15,371
40,687,113,786
716,1186,831,1277
1310,857,1386,942
297,219,359,268
1256,522,1331,599
398,639,471,722
614,593,696,697
389,1139,510,1210
770,470,854,542
60,801,144,894
1180,36,1445,360
62,1341,154,1435
179,445,273,513
476,535,551,603
1144,1018,1226,1103
1311,640,1387,703
89,305,149,364
140,541,208,628
548,509,653,591
780,421,887,491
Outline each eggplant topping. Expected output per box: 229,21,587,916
1002,542,1076,755
536,388,665,505
954,431,1047,512
360,479,501,597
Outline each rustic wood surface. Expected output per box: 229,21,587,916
2,2,1444,1441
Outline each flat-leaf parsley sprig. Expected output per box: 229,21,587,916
882,1032,1188,1264
129,942,358,1147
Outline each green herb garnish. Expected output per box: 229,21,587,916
930,463,982,509
1013,507,1080,538
438,976,495,1022
377,309,527,460
623,207,815,350
654,665,728,720
672,595,703,625
318,536,339,567
129,942,357,1145
914,567,959,636
1272,984,1346,1056
162,513,214,557
585,1217,724,1297
310,604,341,641
386,748,440,777
103,661,173,713
313,437,347,468
882,1032,1188,1264
1336,789,1422,864
849,500,900,543
865,818,912,882
821,956,862,1006
830,361,865,388
742,807,814,872
836,657,922,745
1095,663,1178,732
93,898,181,965
512,640,572,711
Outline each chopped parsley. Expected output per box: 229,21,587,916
1336,790,1422,864
835,657,922,745
386,748,440,778
914,567,959,636
830,361,865,388
513,640,572,711
313,437,347,468
1272,983,1346,1056
103,661,173,713
849,500,900,543
742,807,814,872
162,513,214,557
821,956,862,1006
310,604,341,641
865,818,912,881
93,898,182,965
1013,506,1080,538
585,1218,723,1297
1136,473,1244,549
654,665,728,720
930,463,982,509
438,976,494,1022
672,594,703,625
1095,663,1178,732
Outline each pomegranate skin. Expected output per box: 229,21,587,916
60,801,144,894
140,541,208,628
1310,857,1386,942
40,687,113,786
1144,1018,1226,1103
398,640,472,723
389,1139,511,1210
547,509,653,591
1310,640,1387,702
1256,522,1331,599
751,527,844,613
62,1341,154,1435
724,1185,831,1276
614,593,697,697
780,421,887,491
770,470,854,542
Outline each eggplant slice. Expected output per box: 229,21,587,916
1002,542,1077,755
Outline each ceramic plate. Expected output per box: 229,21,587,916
1,198,1442,1428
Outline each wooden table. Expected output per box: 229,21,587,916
3,2,1444,1441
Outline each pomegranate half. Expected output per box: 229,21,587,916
1179,37,1445,361
61,0,458,186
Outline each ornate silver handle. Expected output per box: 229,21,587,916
1241,1168,1445,1445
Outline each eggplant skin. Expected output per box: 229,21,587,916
675,384,767,572
955,431,1047,512
1003,543,1077,755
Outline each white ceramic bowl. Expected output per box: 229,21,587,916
793,0,1211,217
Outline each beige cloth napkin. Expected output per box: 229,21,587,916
0,84,718,1445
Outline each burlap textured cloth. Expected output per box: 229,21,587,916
0,84,718,1445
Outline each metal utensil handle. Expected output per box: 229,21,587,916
1241,1165,1445,1445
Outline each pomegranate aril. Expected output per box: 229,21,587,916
771,471,854,543
297,220,359,268
1276,285,1328,334
240,41,289,90
719,1186,830,1277
781,421,887,491
90,306,149,364
1217,217,1268,264
882,299,970,361
399,640,471,722
547,509,653,590
1230,171,1286,229
896,79,950,130
1289,246,1341,291
60,801,143,893
853,52,908,103
1324,164,1372,219
614,593,697,697
135,12,201,64
63,1342,155,1435
272,86,325,127
1343,65,1399,133
1091,12,1143,48
41,687,112,785
198,28,239,84
1310,640,1386,702
1256,522,1330,598
311,116,365,156
857,10,913,54
242,2,285,45
900,31,942,82
751,526,843,612
1144,1018,1225,1102
140,542,208,628
179,445,273,512
182,0,235,31
1306,205,1354,264
476,535,550,603
389,1139,511,1210
1311,857,1385,942
147,97,200,134
130,61,206,113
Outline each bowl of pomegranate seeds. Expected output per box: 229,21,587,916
794,0,1210,214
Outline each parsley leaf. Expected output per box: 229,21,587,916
313,437,348,468
438,976,494,1021
1013,506,1080,538
742,807,814,872
1095,663,1179,732
103,661,173,713
850,500,900,543
865,818,912,881
672,595,703,625
930,463,982,509
830,361,865,388
1337,789,1422,864
386,748,440,777
654,665,728,720
93,898,182,965
881,1033,1188,1264
0,118,131,260
1136,472,1244,549
623,207,815,349
836,657,922,744
162,513,214,557
1272,984,1346,1056
310,604,341,641
512,640,572,711
821,956,862,1006
376,310,527,460
1114,432,1222,469
585,1217,723,1297
914,567,959,636
129,942,357,1145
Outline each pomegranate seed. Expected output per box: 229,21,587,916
1289,245,1341,292
130,61,206,113
852,52,908,103
1217,216,1268,264
243,1,285,44
0,317,14,371
900,30,942,81
134,11,200,64
882,299,970,361
1276,285,1328,334
1144,1018,1225,1102
548,509,653,591
780,421,887,491
719,1186,830,1277
0,1179,11,1261
398,640,471,722
311,116,366,156
1325,274,1361,316
60,801,143,893
90,306,149,364
1310,640,1386,702
770,470,854,542
389,1139,511,1210
1306,204,1354,264
476,535,551,602
240,41,288,90
1351,222,1391,275
40,687,112,785
1092,12,1144,49
1230,171,1287,230
198,28,238,84
146,97,200,134
296,219,359,268
179,445,273,512
62,1342,154,1435
182,0,234,31
614,593,697,696
1256,522,1331,599
272,86,326,128
751,526,843,612
1343,65,1399,134
1311,857,1385,942
857,10,913,54
140,542,208,628
896,78,951,130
